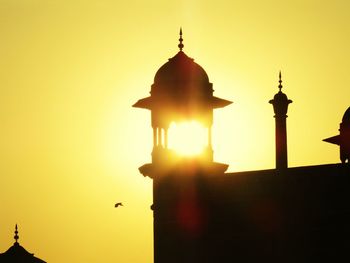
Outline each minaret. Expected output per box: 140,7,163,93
133,30,231,263
269,72,292,170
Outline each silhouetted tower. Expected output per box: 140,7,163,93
133,29,231,167
323,107,350,163
269,72,292,170
133,29,231,263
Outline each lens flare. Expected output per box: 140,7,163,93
168,121,207,156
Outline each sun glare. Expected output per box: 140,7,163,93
168,121,208,156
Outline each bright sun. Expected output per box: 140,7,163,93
168,121,208,156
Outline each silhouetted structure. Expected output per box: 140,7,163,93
134,29,232,262
324,107,350,163
0,225,46,263
134,30,350,263
133,28,231,164
269,72,292,170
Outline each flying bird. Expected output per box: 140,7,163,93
115,202,123,208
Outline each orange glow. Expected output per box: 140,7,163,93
168,121,208,156
1,1,349,262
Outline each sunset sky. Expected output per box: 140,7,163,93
1,0,349,262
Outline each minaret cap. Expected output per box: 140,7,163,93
178,28,184,51
269,71,292,116
278,71,283,91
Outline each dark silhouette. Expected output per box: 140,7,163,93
133,29,232,262
323,107,350,163
133,30,350,263
133,28,232,165
269,72,292,170
0,224,46,262
114,202,123,208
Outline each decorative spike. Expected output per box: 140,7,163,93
178,27,184,51
278,71,283,91
14,224,19,244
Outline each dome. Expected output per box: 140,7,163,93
0,225,46,263
154,51,209,85
342,107,350,123
133,31,232,112
151,51,211,99
273,91,289,101
269,73,292,116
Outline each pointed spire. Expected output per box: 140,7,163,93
14,224,19,244
278,71,283,92
178,27,184,51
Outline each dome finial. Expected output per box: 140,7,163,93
278,71,283,91
178,27,184,51
14,224,19,244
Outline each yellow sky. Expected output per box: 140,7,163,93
0,0,349,262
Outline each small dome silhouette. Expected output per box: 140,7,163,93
273,91,289,101
0,225,46,262
342,107,350,123
269,72,292,117
153,51,211,97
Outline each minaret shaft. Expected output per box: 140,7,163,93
275,116,288,169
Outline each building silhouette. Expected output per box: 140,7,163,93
0,225,46,263
134,30,350,263
324,107,350,163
